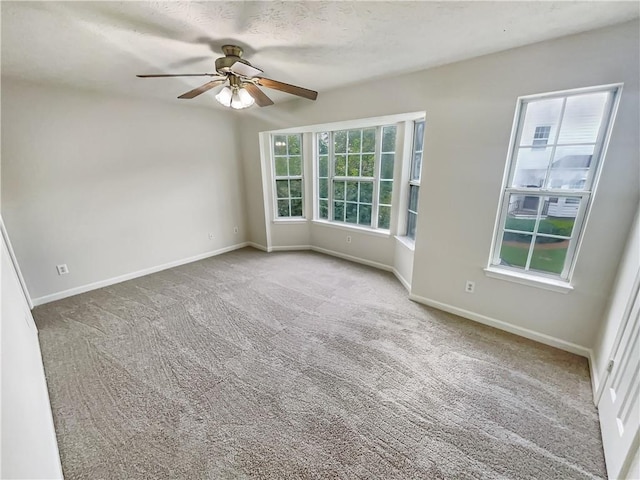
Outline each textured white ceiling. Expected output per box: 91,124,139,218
1,1,638,109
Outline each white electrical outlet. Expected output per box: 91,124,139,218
465,280,475,293
208,233,215,240
56,264,69,275
233,226,239,234
346,235,352,243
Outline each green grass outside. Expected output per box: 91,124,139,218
504,216,574,237
500,242,567,274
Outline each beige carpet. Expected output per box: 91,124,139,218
33,247,607,479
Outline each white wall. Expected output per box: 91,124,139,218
1,222,63,479
592,206,639,395
1,80,247,303
239,20,640,351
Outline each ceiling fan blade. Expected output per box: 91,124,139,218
136,73,220,78
244,83,274,107
257,77,318,101
177,79,227,99
230,61,263,78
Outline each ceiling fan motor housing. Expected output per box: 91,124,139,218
215,45,251,75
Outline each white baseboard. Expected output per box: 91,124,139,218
309,246,393,272
409,293,592,359
270,245,312,252
246,242,268,252
31,242,250,306
392,268,411,291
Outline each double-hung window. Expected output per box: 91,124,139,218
273,134,303,218
489,85,621,283
407,120,425,239
317,126,397,230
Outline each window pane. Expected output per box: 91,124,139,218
334,181,345,200
347,155,360,176
413,121,425,153
408,185,419,212
346,181,358,202
276,180,290,199
362,128,376,152
511,147,552,188
290,199,303,217
273,135,287,155
519,98,563,146
361,154,375,177
540,197,579,235
411,152,422,181
289,156,302,176
379,206,391,230
359,204,372,226
335,131,347,153
335,155,346,175
319,179,328,199
277,199,290,217
348,130,362,153
557,92,608,144
333,201,344,221
382,126,397,152
345,202,358,223
529,236,568,274
406,211,416,237
499,232,532,269
381,153,394,179
319,199,328,219
319,156,328,177
504,194,537,232
288,135,301,155
318,132,329,155
290,179,302,198
548,145,594,189
275,157,288,177
359,182,373,203
379,181,393,205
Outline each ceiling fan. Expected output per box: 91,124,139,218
137,45,318,109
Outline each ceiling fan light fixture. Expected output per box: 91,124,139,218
230,87,254,110
215,86,233,107
237,87,255,108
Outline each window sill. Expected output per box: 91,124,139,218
311,220,391,238
484,267,573,293
272,218,307,225
394,235,415,251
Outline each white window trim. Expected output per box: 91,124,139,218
316,126,398,231
259,112,425,246
272,133,305,221
311,219,391,238
486,83,623,290
406,119,425,240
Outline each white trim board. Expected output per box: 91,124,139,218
409,293,592,358
246,242,268,252
31,242,251,306
589,350,600,405
0,216,34,309
392,268,411,292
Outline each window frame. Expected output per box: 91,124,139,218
406,119,425,240
272,133,304,220
487,83,622,288
315,125,396,231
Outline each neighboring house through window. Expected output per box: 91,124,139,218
532,125,551,147
488,84,621,284
273,134,304,218
407,120,425,239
